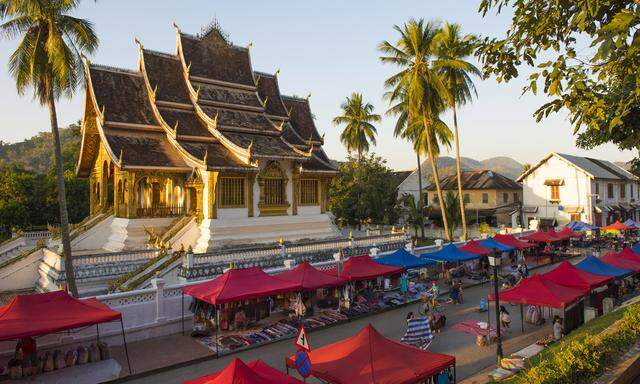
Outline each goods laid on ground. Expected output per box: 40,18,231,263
7,342,111,380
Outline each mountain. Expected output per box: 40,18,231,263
0,124,80,173
398,156,524,189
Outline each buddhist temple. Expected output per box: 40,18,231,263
76,23,338,251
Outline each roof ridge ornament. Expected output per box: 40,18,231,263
246,41,253,50
306,93,311,100
172,21,181,33
275,68,280,76
118,150,124,166
173,120,179,133
277,120,285,131
212,111,219,129
247,140,253,157
195,85,201,101
152,84,158,99
262,96,269,108
186,61,192,75
286,106,292,117
203,149,208,164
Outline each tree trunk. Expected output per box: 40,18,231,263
357,149,362,231
452,103,467,240
47,90,78,297
416,152,425,239
423,115,451,241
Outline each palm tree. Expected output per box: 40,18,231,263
1,0,98,296
434,22,481,241
380,18,453,240
333,92,380,227
398,193,421,239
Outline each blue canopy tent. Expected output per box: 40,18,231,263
420,244,479,263
376,248,435,269
623,219,640,230
479,238,516,252
576,256,633,278
566,221,599,231
632,244,640,254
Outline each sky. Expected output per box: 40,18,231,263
0,0,634,171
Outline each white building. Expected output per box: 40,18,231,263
517,153,639,227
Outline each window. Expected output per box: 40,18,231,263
550,185,560,201
595,182,600,195
264,178,285,205
513,193,519,202
463,193,470,204
607,183,614,198
299,179,319,205
503,193,509,204
570,213,581,222
220,177,245,207
621,184,626,198
482,193,489,204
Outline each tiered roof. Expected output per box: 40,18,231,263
77,24,336,177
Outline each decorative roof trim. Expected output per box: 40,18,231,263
103,121,164,133
123,165,192,172
155,100,195,111
174,28,254,166
195,97,264,113
189,75,256,92
176,135,218,142
216,125,280,136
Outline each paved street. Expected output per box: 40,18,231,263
116,260,564,384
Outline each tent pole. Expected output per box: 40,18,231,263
215,305,219,358
181,293,185,335
120,318,132,374
520,304,524,333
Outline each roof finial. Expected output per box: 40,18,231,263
213,111,219,128
277,120,285,131
286,106,292,117
274,68,280,76
321,132,325,142
101,105,105,117
134,37,142,48
203,150,208,164
173,120,179,132
247,41,253,50
306,93,311,100
186,61,192,74
118,149,124,165
255,75,261,86
172,21,181,32
262,96,269,108
195,85,201,101
247,140,254,156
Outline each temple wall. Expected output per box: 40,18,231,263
217,207,249,219
298,205,321,216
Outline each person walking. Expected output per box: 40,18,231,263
500,305,511,332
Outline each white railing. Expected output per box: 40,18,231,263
73,249,159,267
22,230,50,240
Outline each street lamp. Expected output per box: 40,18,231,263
488,254,504,363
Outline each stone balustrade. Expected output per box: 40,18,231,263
72,249,159,267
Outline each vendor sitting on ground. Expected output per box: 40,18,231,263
234,307,248,331
553,316,564,341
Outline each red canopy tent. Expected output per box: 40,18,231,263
488,274,586,308
557,227,581,239
182,267,300,305
542,260,613,291
600,252,640,272
0,291,131,372
275,261,346,290
324,255,403,282
618,248,640,263
458,240,493,256
493,234,535,250
285,324,455,384
184,358,303,384
521,230,560,243
546,229,562,241
601,220,633,231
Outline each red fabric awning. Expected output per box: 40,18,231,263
600,252,640,272
184,358,303,384
285,324,455,384
492,234,535,250
324,255,403,282
521,230,560,243
182,267,300,305
546,229,562,240
601,220,633,231
0,291,121,341
557,227,581,239
458,240,493,256
618,248,640,263
275,261,346,290
488,274,586,309
542,260,613,291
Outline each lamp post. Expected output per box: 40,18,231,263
489,254,504,363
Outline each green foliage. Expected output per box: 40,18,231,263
398,193,421,238
329,154,400,227
517,304,640,384
443,191,461,239
333,93,380,157
0,125,88,239
476,1,640,172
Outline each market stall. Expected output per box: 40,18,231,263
542,260,613,314
492,234,536,250
488,274,587,333
617,248,640,263
521,230,560,243
601,220,633,232
181,267,302,355
275,261,346,315
458,241,493,256
565,221,598,232
376,248,435,269
285,324,456,384
479,238,515,253
600,252,640,272
0,290,131,378
184,357,303,384
421,244,481,281
623,219,640,230
576,256,633,278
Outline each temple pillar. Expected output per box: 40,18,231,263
292,168,300,216
204,171,219,219
195,186,204,222
125,171,136,218
320,178,329,214
247,172,257,217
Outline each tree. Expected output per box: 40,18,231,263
398,193,421,239
476,1,640,172
434,22,481,241
443,190,462,241
1,0,99,296
329,154,399,227
333,93,380,227
380,18,453,240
